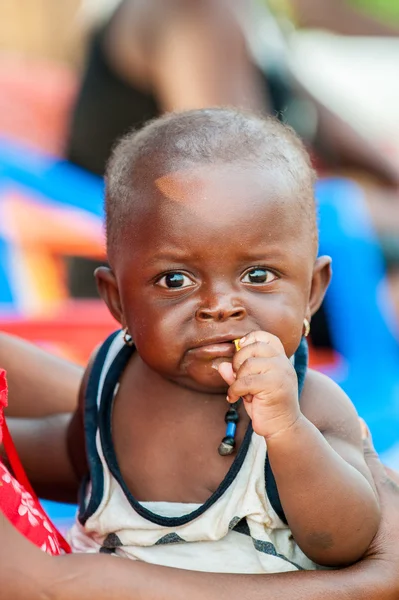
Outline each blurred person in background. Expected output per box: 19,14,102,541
66,0,399,347
271,0,399,212
67,0,399,185
270,0,399,337
67,0,267,176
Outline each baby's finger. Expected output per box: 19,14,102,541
232,340,282,373
227,373,270,403
218,362,236,386
238,331,284,353
234,356,274,381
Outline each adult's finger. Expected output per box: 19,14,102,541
362,434,390,495
360,419,399,488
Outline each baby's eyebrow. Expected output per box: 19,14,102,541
234,247,290,261
145,250,191,264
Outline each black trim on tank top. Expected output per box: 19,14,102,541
264,338,308,525
100,371,253,526
81,330,308,527
78,330,122,524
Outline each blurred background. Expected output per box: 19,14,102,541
0,0,398,462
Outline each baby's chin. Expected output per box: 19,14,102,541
175,362,230,395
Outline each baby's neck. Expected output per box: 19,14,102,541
112,353,249,503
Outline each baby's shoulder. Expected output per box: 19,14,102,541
299,369,360,437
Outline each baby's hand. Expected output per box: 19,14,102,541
219,331,300,439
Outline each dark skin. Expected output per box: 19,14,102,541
0,333,81,418
1,340,399,598
67,160,380,568
0,334,81,501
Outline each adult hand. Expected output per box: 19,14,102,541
360,422,399,591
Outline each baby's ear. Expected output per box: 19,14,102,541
95,266,124,326
307,256,332,318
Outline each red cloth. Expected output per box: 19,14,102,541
0,369,70,555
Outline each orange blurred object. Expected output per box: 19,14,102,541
308,340,338,371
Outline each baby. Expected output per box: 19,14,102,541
68,108,380,573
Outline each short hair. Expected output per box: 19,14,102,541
105,107,317,255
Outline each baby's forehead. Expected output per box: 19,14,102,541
150,162,306,214
125,162,316,252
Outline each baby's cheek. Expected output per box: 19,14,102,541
131,321,175,369
276,315,304,357
131,322,158,353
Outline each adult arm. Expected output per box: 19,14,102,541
104,0,399,189
104,0,268,113
0,333,82,417
0,333,83,500
3,413,79,502
308,91,399,189
1,354,92,502
1,432,397,600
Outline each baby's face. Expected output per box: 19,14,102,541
104,162,330,392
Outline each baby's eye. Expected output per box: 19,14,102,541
156,272,195,289
241,268,277,285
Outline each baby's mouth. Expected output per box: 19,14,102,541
188,341,235,360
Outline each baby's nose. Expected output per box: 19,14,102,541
195,304,246,322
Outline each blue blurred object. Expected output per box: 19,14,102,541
40,499,77,531
40,499,77,521
0,138,104,309
0,138,104,217
317,178,399,459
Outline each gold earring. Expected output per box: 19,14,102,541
303,318,310,338
123,328,134,346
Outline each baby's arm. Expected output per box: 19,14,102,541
221,332,380,567
267,370,380,566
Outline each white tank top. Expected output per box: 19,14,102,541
69,331,318,573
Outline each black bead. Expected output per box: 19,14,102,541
218,436,235,456
225,408,239,424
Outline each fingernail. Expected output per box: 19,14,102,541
239,336,246,344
